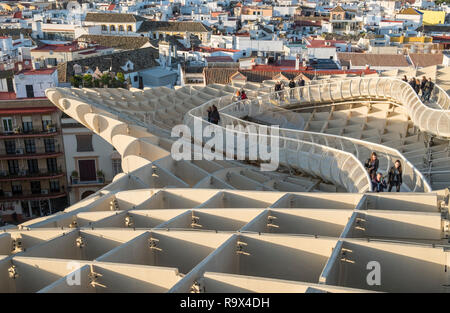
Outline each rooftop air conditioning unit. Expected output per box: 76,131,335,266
41,189,48,195
15,148,23,155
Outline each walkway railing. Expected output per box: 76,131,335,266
185,96,372,193
294,77,450,138
219,98,430,192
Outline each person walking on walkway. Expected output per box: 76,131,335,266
415,78,421,94
206,106,212,123
372,172,387,192
423,77,434,102
420,76,427,99
388,160,402,192
409,77,417,91
365,152,379,178
210,105,220,125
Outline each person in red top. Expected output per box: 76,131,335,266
240,90,247,100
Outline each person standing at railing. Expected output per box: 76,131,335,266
365,152,379,178
402,75,408,83
388,160,402,192
240,90,247,100
298,77,305,98
234,90,241,102
372,172,387,192
423,78,434,102
274,81,282,101
288,79,296,99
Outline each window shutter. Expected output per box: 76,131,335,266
76,134,93,152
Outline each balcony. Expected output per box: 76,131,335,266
0,190,67,202
70,176,107,186
0,168,65,182
0,144,63,160
0,127,59,139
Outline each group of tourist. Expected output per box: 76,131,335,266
206,105,220,125
234,89,248,101
402,75,435,102
274,78,306,100
365,152,403,193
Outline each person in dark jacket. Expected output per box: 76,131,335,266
372,172,387,192
423,77,434,101
388,160,402,192
274,81,282,92
409,77,417,91
298,77,305,98
206,106,212,123
402,75,408,82
365,152,379,177
210,105,220,125
414,78,421,94
288,79,296,98
420,76,427,99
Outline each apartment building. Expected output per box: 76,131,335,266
0,98,68,223
61,115,122,204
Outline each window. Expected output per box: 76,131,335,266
24,139,36,154
42,115,52,131
30,181,41,194
22,116,33,133
2,117,13,133
78,159,96,182
127,25,132,32
110,25,116,32
25,85,34,98
76,134,93,152
44,139,55,153
47,158,58,173
101,25,108,31
21,201,30,217
47,58,57,66
4,140,16,154
11,183,22,195
119,25,124,32
8,160,19,175
112,159,122,176
27,159,39,174
49,180,60,193
30,200,40,217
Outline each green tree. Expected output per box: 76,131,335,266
82,74,93,88
70,75,82,88
100,73,111,87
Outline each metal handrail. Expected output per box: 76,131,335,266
219,95,430,192
185,95,372,193
214,77,443,192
